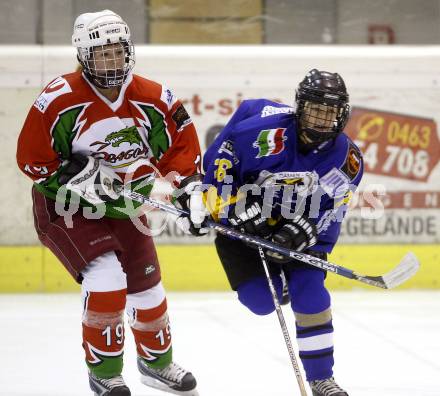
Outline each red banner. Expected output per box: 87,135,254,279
345,107,440,182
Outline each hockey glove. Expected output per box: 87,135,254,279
266,216,317,263
59,154,123,205
229,198,273,238
175,174,209,236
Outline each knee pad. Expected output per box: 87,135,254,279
81,252,128,378
237,276,283,316
126,283,172,370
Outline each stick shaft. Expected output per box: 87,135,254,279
257,247,308,396
124,191,418,289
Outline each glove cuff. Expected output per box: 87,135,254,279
175,173,204,209
179,173,203,189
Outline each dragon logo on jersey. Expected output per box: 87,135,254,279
90,126,148,166
91,126,142,151
253,128,287,158
107,127,142,147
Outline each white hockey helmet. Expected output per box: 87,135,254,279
72,10,135,88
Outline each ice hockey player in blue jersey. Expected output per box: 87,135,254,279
202,69,363,396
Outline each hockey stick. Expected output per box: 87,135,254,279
123,190,420,289
257,246,308,395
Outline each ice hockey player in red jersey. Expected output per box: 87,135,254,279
16,9,205,396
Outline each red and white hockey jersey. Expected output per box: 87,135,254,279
17,71,201,218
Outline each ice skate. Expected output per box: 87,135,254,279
88,372,131,395
309,376,348,396
137,357,198,395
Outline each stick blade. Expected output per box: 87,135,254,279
381,252,420,289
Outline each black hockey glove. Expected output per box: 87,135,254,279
174,174,209,237
58,154,123,205
266,216,317,263
228,198,273,238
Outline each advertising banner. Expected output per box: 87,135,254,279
2,46,440,244
149,105,440,244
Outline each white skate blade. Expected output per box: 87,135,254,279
140,375,199,396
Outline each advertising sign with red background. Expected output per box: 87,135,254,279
345,107,439,182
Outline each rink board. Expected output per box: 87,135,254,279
0,244,437,292
3,46,440,246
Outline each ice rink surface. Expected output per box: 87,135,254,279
1,291,439,396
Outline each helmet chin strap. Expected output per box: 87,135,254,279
297,127,339,152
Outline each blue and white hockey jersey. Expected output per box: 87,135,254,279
203,99,363,253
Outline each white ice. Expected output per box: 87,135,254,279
0,291,439,396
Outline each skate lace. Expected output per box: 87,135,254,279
100,375,126,389
157,362,187,383
311,377,345,395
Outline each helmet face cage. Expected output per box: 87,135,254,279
296,70,350,148
78,40,135,89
